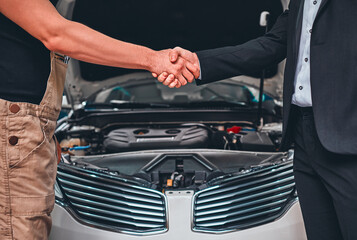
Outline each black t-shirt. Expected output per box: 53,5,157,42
0,0,59,104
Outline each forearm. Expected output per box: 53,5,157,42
0,0,201,86
50,20,155,71
0,0,161,73
53,20,194,85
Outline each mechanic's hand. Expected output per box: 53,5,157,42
152,47,200,88
150,49,198,88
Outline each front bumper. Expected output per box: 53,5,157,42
50,191,307,240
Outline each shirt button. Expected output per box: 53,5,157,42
9,136,18,146
309,29,312,33
9,104,20,114
299,86,303,90
304,58,309,62
313,1,317,5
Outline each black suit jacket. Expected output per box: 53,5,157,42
196,0,357,155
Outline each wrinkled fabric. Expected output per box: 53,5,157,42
0,52,67,240
292,106,357,240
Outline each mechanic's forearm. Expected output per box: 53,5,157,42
0,0,196,84
0,0,157,72
49,20,155,71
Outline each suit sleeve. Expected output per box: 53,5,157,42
196,10,289,85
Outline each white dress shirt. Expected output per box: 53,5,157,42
198,0,322,107
292,0,322,107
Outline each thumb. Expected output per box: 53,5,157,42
169,50,179,63
186,62,200,80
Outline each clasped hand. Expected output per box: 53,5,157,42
151,47,200,88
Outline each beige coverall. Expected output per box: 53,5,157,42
0,52,67,240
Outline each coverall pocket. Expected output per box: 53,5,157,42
8,115,51,169
7,115,58,215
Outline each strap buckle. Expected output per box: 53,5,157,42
54,53,70,64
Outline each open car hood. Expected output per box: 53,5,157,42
57,0,289,106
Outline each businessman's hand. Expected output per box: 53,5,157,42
150,49,198,88
153,47,200,88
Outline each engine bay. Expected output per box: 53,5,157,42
57,122,282,156
56,121,285,191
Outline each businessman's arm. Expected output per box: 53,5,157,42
196,10,289,85
158,9,289,86
0,0,196,87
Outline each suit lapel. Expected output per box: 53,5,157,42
293,0,304,62
317,0,330,16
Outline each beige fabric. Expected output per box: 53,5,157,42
0,52,67,240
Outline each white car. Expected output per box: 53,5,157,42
50,0,307,239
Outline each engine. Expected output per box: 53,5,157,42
104,126,210,153
57,123,282,156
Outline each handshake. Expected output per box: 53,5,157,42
150,47,200,88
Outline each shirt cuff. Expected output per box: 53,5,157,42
198,59,202,80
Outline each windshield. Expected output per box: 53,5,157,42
86,78,274,108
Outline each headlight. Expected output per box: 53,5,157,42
54,181,64,200
293,188,298,198
287,149,294,161
274,99,283,107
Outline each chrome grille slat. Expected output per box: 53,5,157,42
77,211,164,229
196,199,286,222
56,164,167,234
72,202,165,223
58,171,161,199
59,178,163,205
196,175,294,205
193,162,296,232
197,207,282,228
216,163,293,185
67,195,164,217
195,183,295,210
63,187,164,211
199,166,293,198
195,190,292,217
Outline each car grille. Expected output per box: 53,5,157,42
56,164,167,234
193,161,296,233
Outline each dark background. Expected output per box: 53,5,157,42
72,0,283,81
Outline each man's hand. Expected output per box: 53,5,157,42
150,49,199,88
0,0,199,88
152,47,200,88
